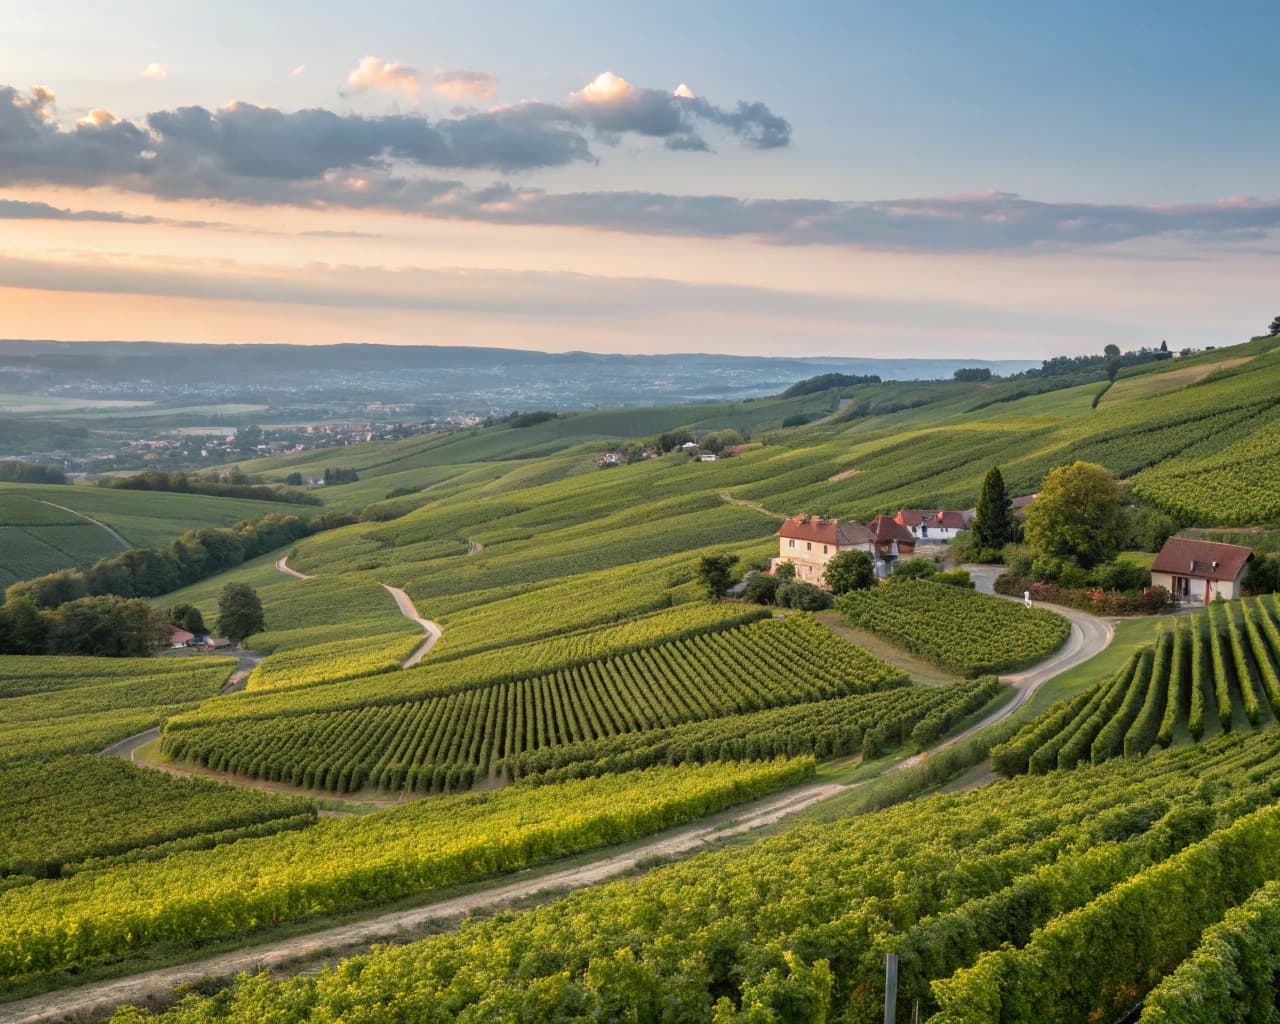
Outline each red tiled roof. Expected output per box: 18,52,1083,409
778,515,874,547
897,509,968,530
1152,537,1253,582
867,515,916,543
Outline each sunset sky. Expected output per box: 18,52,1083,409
3,0,1278,357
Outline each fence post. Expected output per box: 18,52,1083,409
884,952,899,1024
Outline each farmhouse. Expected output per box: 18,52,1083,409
1151,537,1253,604
774,514,875,585
895,509,970,541
169,627,194,649
867,515,917,569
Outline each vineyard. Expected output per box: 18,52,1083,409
0,655,232,766
162,615,908,793
993,596,1280,775
837,579,1071,676
102,730,1280,1024
0,756,314,882
0,759,811,988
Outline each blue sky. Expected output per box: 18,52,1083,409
0,1,1276,355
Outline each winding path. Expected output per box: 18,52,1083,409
35,500,131,550
275,556,441,669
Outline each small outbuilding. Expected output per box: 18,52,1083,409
1150,537,1253,604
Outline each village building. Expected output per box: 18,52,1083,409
774,514,875,586
866,515,917,570
895,509,970,541
1151,537,1253,604
169,627,194,649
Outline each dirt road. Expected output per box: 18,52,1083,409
274,556,311,580
380,584,442,667
35,500,131,550
0,782,843,1024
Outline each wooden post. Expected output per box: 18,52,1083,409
884,952,898,1024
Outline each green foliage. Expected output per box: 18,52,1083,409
780,372,881,397
1024,461,1127,569
107,469,319,506
162,615,903,794
167,602,205,634
774,581,834,610
100,731,1280,1024
696,552,738,601
1139,878,1280,1023
0,655,230,765
217,583,263,643
0,756,314,880
838,580,1070,677
994,597,1280,775
890,556,938,581
0,760,811,986
822,548,874,594
0,461,66,484
934,568,974,589
741,571,778,604
972,466,1018,549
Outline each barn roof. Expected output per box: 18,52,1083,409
1152,537,1253,582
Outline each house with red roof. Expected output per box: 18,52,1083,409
867,515,918,568
895,509,971,541
1150,537,1253,604
774,514,876,586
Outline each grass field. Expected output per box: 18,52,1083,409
0,483,306,585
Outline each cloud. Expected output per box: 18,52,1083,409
291,65,306,77
347,56,422,95
0,198,153,223
143,63,169,81
0,78,783,201
570,70,791,150
431,70,497,100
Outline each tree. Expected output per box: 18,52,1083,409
0,596,47,654
823,550,875,595
972,466,1018,550
285,472,303,486
1023,461,1127,569
742,572,778,605
1103,344,1121,359
1268,315,1280,336
695,554,738,602
169,602,206,634
773,561,796,583
217,583,264,644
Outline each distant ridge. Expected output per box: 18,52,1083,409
0,339,1037,383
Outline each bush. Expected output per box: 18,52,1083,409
995,574,1170,615
935,568,975,589
742,573,778,605
891,558,938,581
776,582,834,611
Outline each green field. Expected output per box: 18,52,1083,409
9,334,1280,1015
0,483,306,587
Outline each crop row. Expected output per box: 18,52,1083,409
163,615,905,793
168,600,774,728
100,727,1280,1024
1,657,231,766
507,676,1004,783
0,758,812,987
993,596,1280,775
0,756,313,880
837,579,1071,677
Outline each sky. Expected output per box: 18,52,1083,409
1,0,1278,358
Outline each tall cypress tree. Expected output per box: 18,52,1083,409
974,466,1016,549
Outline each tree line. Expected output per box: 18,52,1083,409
3,510,354,611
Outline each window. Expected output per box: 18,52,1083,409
806,542,812,551
789,539,795,548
